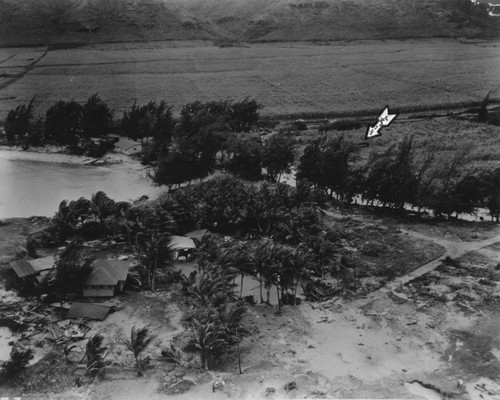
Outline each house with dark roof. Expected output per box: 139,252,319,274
82,259,130,297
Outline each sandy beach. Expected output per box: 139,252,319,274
0,145,141,167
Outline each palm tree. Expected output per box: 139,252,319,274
135,230,171,291
281,246,310,306
89,191,116,234
123,326,155,374
183,266,236,307
187,314,228,370
218,240,255,299
133,206,176,291
85,335,108,378
186,302,246,371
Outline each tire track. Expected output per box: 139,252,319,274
0,54,16,65
0,48,49,91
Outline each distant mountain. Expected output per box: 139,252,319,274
176,0,499,41
0,0,497,46
0,0,230,46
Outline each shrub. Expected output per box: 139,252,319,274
1,343,33,378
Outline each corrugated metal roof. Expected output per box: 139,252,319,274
9,256,54,278
84,259,130,286
29,256,55,271
169,235,196,250
10,259,35,278
66,302,111,320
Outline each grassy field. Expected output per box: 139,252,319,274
0,38,499,120
295,117,500,171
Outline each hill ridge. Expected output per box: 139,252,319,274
0,0,498,46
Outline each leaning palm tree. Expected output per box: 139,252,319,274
185,311,228,371
122,326,155,374
218,240,255,299
89,191,116,234
85,334,108,378
183,266,237,307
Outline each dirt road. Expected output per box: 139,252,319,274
387,229,500,288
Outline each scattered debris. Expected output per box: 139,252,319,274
212,378,225,392
284,381,297,392
265,387,276,396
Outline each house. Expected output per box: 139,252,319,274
9,256,55,279
169,235,197,260
114,137,142,156
82,259,130,297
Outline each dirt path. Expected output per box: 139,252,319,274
389,229,500,288
0,47,49,91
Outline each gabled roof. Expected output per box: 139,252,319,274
115,138,141,152
84,259,130,286
9,256,55,278
169,235,196,250
66,302,111,320
185,229,208,241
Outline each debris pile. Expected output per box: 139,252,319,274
403,255,500,311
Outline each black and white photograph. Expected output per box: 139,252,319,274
0,1,499,399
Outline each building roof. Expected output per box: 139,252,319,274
185,229,208,241
169,235,196,250
66,302,111,321
29,256,55,271
9,256,55,278
114,138,141,153
84,259,130,286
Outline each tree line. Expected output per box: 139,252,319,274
5,95,498,220
297,134,500,221
2,95,262,159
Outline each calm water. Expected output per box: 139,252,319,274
0,151,162,218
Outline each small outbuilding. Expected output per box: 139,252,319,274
169,235,197,260
114,138,142,156
82,259,130,297
9,256,55,278
66,302,112,321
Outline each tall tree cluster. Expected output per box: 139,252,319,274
297,133,500,219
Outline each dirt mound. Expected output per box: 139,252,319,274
1,0,498,46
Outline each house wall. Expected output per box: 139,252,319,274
82,285,115,297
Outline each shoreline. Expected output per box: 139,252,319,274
0,145,161,219
0,144,140,166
